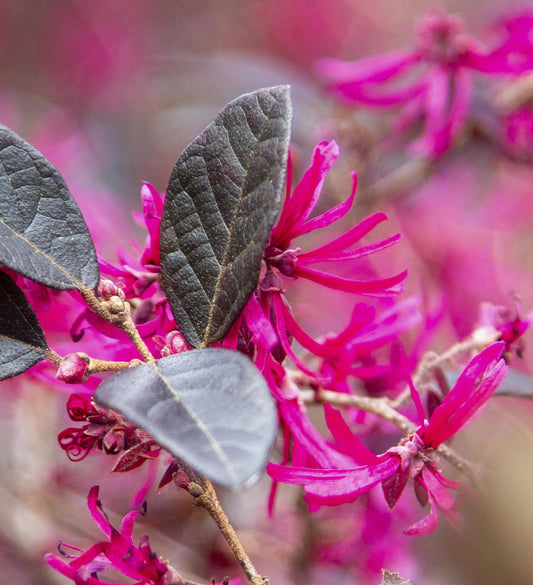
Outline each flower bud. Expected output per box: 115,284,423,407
98,279,123,301
56,353,90,384
164,331,190,355
108,295,125,314
276,249,299,275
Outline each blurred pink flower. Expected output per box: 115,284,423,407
317,10,533,157
478,300,533,358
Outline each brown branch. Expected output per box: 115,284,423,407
78,286,154,362
45,348,63,365
362,157,434,204
302,389,481,486
313,390,416,435
87,357,133,373
187,478,269,585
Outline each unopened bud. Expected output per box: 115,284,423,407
276,249,299,275
56,353,90,384
108,295,126,314
165,331,190,355
98,279,124,301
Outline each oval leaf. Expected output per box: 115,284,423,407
0,270,48,380
94,348,277,488
160,86,292,347
0,125,100,290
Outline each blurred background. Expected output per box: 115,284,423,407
1,1,533,584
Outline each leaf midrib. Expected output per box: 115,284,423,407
152,360,239,485
0,218,84,290
201,98,272,347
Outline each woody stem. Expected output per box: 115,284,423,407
186,477,269,585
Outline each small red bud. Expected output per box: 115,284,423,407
56,353,90,384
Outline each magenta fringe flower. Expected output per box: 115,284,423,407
257,140,407,377
266,140,406,296
268,342,508,534
45,486,171,585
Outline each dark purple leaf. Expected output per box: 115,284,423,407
0,125,99,290
160,86,292,347
94,348,277,488
0,270,48,380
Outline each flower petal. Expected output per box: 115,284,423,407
323,403,380,465
289,171,357,240
271,141,339,248
294,265,407,296
298,212,389,260
316,51,421,85
421,342,508,447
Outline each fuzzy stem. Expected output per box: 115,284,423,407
47,349,132,374
188,477,269,585
78,286,155,362
87,358,134,373
363,157,434,203
45,348,63,365
307,390,416,435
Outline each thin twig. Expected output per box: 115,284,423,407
187,478,269,585
302,389,481,486
310,390,416,435
362,157,434,204
45,349,63,365
87,358,133,373
78,286,155,362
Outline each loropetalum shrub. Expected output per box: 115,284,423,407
1,11,533,583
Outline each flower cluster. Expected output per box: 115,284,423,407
58,393,160,471
45,486,174,585
269,342,508,534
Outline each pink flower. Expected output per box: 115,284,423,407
268,342,508,534
272,294,420,387
417,342,508,448
45,486,171,585
478,300,533,358
266,141,406,296
317,10,533,157
58,393,160,471
256,141,406,375
474,11,533,73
